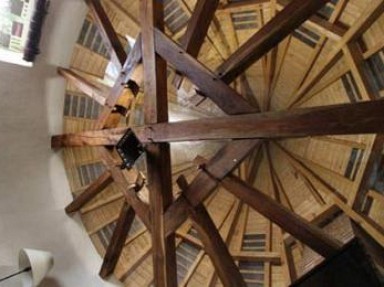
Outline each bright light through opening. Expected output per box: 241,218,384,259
0,0,35,67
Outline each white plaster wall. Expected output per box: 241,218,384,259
0,1,122,286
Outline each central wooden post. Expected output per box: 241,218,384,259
141,1,177,286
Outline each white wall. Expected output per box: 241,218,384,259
0,1,122,286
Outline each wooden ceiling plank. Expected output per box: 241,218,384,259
58,67,107,105
216,0,331,84
141,1,177,286
99,202,136,278
85,0,127,68
154,29,257,115
274,142,384,247
177,176,247,287
107,0,140,30
352,135,384,213
293,166,327,206
290,0,384,108
268,157,295,212
221,175,343,258
65,170,113,214
232,251,281,264
265,144,282,203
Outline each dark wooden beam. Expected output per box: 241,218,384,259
232,251,282,264
99,202,136,278
135,99,384,141
353,135,384,213
85,0,127,67
154,29,256,115
164,140,262,237
177,176,247,287
52,99,384,147
181,0,220,58
173,0,220,88
216,0,330,84
57,68,107,105
222,175,343,257
99,148,151,230
141,1,177,286
65,171,113,214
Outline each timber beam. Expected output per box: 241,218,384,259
65,171,113,214
99,202,136,278
216,0,331,84
221,175,343,258
57,68,107,105
52,99,384,147
177,176,247,287
85,0,127,67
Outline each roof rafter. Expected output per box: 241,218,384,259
289,0,384,108
58,67,108,105
274,142,384,247
216,0,331,84
85,0,127,68
221,175,343,257
65,171,113,214
177,176,247,287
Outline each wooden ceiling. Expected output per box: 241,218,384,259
51,0,384,286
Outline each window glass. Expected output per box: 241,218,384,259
0,0,35,66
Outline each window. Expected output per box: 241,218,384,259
77,19,111,59
176,241,200,284
77,162,106,186
231,10,258,31
242,233,266,252
0,0,35,66
369,154,384,193
164,0,189,34
63,93,103,120
344,148,364,181
239,261,264,287
341,72,362,103
97,221,116,249
292,26,320,48
365,50,384,96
